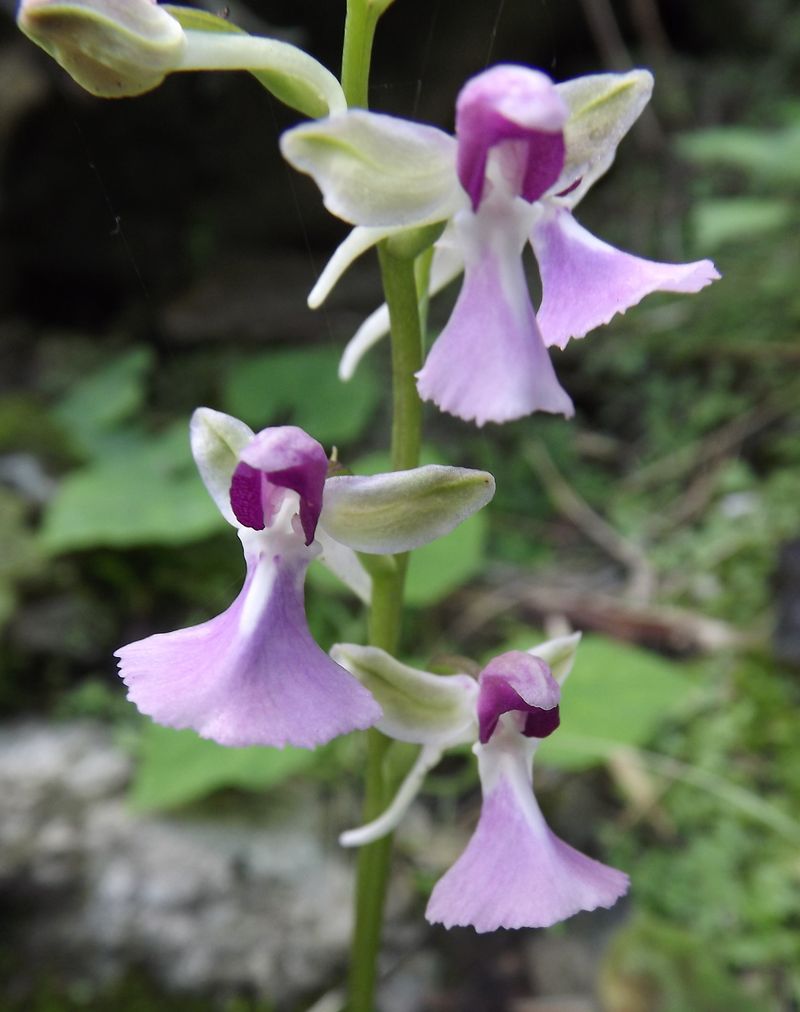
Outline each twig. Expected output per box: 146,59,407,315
576,0,663,147
647,457,726,536
576,0,631,71
610,744,800,845
525,441,656,602
449,568,757,655
624,403,786,492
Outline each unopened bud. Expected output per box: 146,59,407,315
17,0,185,98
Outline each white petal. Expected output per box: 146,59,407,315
339,304,391,381
339,743,443,847
527,632,582,686
309,225,397,309
338,237,465,381
190,408,254,526
314,527,371,603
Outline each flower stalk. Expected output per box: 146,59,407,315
348,243,426,1012
342,0,395,108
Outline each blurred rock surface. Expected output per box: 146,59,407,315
0,720,354,1006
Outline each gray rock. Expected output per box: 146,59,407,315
0,720,358,1006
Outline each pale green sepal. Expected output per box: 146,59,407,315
555,70,653,208
167,7,345,117
321,465,495,554
330,643,478,746
308,225,397,309
280,110,460,228
314,528,372,603
190,407,254,526
18,0,186,98
527,631,582,686
339,742,443,847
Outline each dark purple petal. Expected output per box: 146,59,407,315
230,462,268,530
232,426,329,544
477,650,560,744
455,65,568,209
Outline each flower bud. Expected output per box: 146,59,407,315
17,0,186,98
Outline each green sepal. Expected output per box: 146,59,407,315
528,632,582,685
18,0,186,98
165,5,331,118
557,70,654,207
321,464,495,554
330,643,477,746
280,111,459,227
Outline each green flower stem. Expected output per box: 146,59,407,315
379,243,425,475
347,246,425,1011
341,0,379,108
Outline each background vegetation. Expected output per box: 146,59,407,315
0,0,798,1008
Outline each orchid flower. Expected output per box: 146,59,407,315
331,634,629,931
116,408,495,749
282,65,719,426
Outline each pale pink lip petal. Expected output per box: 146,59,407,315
456,65,568,209
477,651,561,744
426,776,629,932
532,206,721,349
415,201,573,426
116,547,381,749
230,426,328,544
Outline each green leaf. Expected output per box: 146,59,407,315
677,122,800,187
53,347,153,458
405,510,487,606
222,345,380,447
0,488,44,630
40,423,223,553
130,722,319,810
691,197,792,250
533,634,696,770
